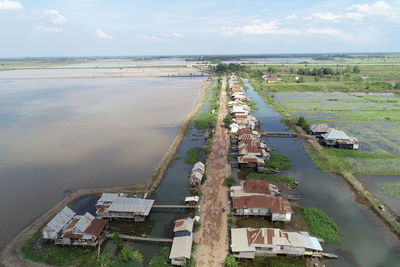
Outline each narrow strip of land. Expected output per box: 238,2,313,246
194,77,230,267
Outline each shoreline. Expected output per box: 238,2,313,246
0,80,210,267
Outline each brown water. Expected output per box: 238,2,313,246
0,76,204,249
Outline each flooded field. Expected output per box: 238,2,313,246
0,74,205,249
246,84,400,267
274,91,400,154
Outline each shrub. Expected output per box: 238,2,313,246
266,152,292,170
224,176,236,187
301,207,341,242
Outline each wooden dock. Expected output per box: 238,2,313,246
260,132,298,138
105,233,173,243
152,204,199,209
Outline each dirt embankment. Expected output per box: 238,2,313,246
0,81,210,267
194,77,230,267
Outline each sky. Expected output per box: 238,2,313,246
0,0,400,57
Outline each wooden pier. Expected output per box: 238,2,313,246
105,233,173,243
152,204,199,209
260,132,298,138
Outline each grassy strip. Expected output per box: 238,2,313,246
193,80,220,130
266,152,292,170
377,182,400,199
185,147,205,164
301,208,341,243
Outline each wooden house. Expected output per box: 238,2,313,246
231,228,323,259
56,212,107,246
42,206,76,240
96,196,154,222
230,180,280,198
169,218,194,266
232,195,292,222
310,124,332,136
185,196,200,206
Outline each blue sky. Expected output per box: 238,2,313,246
1,0,399,57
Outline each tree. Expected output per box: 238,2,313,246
98,254,113,267
394,82,400,89
120,246,144,263
223,255,239,267
353,66,360,74
224,176,236,187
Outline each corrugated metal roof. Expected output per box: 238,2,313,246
75,212,95,232
108,197,154,215
231,228,255,253
98,193,120,202
43,206,75,233
322,130,350,140
185,196,199,203
169,234,193,259
173,218,194,232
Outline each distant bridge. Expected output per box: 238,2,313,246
260,132,308,138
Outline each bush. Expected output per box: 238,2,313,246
224,255,239,267
296,116,310,132
224,176,236,187
194,112,217,130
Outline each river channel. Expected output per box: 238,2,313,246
245,83,400,267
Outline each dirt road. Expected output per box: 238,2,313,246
194,77,230,267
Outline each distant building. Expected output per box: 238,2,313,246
232,195,292,222
231,228,323,259
169,218,194,266
96,194,154,222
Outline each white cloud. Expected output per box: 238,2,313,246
310,12,344,21
347,1,391,15
95,29,113,40
44,10,66,25
219,20,342,37
132,34,161,41
172,32,183,37
0,0,23,10
33,26,63,33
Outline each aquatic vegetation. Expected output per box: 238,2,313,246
377,182,400,199
301,208,341,243
266,152,293,170
185,147,205,164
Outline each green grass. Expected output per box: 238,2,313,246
266,152,292,170
301,208,341,243
377,182,400,199
21,232,99,266
185,147,205,164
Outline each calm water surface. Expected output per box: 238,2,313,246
0,76,204,249
246,83,400,267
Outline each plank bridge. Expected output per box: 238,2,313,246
105,233,173,243
260,132,304,138
152,204,199,210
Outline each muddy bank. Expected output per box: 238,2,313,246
0,81,210,267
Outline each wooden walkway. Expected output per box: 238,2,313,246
260,132,298,138
105,233,173,243
152,204,199,209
